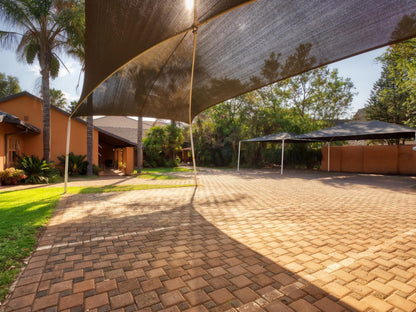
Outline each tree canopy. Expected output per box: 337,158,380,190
0,72,20,98
191,66,355,167
50,88,67,110
143,124,184,168
0,0,81,162
366,39,416,128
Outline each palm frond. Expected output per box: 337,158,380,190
0,0,37,36
50,55,60,79
0,30,21,48
25,41,39,64
16,31,36,62
53,51,70,73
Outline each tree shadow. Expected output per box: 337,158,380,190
4,185,361,312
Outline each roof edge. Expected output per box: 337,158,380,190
0,91,91,126
94,125,137,146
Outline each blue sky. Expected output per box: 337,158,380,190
0,46,384,118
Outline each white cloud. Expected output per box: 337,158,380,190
28,64,41,77
62,90,79,103
59,60,77,77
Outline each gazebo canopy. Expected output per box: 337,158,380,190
73,1,416,122
294,121,416,142
237,121,416,174
241,132,298,143
240,121,416,143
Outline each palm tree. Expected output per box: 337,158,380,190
50,88,67,109
64,0,94,175
0,0,79,163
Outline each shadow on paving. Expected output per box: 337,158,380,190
4,187,358,312
234,168,416,193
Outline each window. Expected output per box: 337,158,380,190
8,138,21,166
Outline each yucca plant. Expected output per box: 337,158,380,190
16,155,56,184
58,152,88,176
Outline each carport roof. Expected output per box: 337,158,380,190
294,121,416,142
241,132,298,143
241,121,416,143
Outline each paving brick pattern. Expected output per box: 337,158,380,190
2,169,416,312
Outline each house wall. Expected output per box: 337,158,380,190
0,95,43,159
0,123,40,171
322,145,416,175
0,94,98,167
50,110,99,166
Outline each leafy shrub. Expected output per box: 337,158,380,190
93,165,102,175
16,155,57,184
0,168,26,185
143,125,183,168
57,153,88,176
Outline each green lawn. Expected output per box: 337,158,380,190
0,188,62,301
141,167,193,173
135,167,193,180
0,182,194,302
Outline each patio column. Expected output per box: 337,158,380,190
281,139,285,175
237,141,241,172
327,142,331,172
124,146,134,175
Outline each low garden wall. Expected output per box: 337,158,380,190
321,145,416,175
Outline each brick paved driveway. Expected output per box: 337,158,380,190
3,169,416,312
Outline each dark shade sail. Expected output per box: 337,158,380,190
75,1,416,122
295,121,416,142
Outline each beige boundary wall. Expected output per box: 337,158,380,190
321,145,416,175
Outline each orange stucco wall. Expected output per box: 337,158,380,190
50,109,99,166
322,145,416,175
0,94,98,167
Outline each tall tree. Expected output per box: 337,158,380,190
65,0,94,175
276,66,355,128
365,64,407,125
365,39,416,127
0,0,79,162
50,88,67,109
0,72,21,97
193,65,355,167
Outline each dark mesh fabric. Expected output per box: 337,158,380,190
242,122,416,143
294,121,416,142
75,0,416,122
242,132,297,143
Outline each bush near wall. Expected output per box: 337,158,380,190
16,155,58,184
0,168,26,185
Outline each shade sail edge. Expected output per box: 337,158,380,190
75,1,416,121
